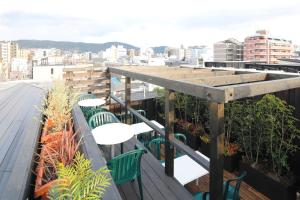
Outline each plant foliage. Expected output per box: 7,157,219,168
48,152,111,200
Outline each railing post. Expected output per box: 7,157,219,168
125,77,131,124
164,89,175,177
106,71,111,106
209,102,224,200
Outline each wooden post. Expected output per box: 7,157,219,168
209,102,224,200
125,77,131,124
165,89,175,177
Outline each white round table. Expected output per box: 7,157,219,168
78,98,106,107
92,123,134,158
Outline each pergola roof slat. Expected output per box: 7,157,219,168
222,77,300,102
182,73,267,86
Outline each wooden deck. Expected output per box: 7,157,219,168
101,138,194,200
185,170,270,200
0,83,45,199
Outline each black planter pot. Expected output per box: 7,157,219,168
186,133,201,150
240,162,296,200
224,153,240,172
200,142,210,157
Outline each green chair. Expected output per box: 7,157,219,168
133,109,146,123
116,111,133,124
77,93,96,102
107,145,147,200
147,137,165,161
85,107,108,121
88,112,120,129
194,171,247,200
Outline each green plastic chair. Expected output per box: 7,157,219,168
85,107,108,121
77,93,96,102
147,137,165,161
194,171,247,200
133,109,146,123
107,145,147,200
88,112,120,129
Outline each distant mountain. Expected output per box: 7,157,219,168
15,40,139,53
152,46,168,54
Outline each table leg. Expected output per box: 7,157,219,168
111,145,115,158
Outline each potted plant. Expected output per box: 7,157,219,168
230,95,299,200
224,143,240,172
35,80,78,199
199,133,210,156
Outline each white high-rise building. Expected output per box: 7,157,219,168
102,45,128,62
0,41,19,65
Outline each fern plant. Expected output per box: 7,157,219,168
48,152,111,200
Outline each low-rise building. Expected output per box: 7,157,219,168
214,38,243,61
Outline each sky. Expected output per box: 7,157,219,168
0,0,300,48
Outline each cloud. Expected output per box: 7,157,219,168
0,0,300,47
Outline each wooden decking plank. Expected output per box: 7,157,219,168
112,143,164,200
2,88,44,199
0,84,45,200
0,86,35,168
116,140,176,200
126,138,193,200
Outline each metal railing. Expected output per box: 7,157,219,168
110,93,210,171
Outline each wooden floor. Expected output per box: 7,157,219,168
0,83,45,199
185,170,270,200
101,138,193,200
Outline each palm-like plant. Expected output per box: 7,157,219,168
48,152,111,200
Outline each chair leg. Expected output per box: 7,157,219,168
137,176,143,200
121,143,123,154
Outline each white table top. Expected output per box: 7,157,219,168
92,123,134,145
130,120,164,135
78,98,106,107
162,151,210,185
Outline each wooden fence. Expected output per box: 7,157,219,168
63,67,110,98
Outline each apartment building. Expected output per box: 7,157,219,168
214,38,243,61
243,30,293,64
0,41,19,65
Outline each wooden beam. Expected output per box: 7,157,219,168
125,77,131,124
182,73,267,86
154,71,235,79
165,89,175,177
222,77,300,102
209,103,224,200
109,67,226,103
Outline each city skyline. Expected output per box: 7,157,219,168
0,0,300,47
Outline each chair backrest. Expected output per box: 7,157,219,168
85,108,108,121
88,112,120,129
107,147,147,185
174,133,186,144
77,93,96,102
133,110,146,123
223,171,247,200
147,137,165,160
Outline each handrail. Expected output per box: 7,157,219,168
110,93,210,170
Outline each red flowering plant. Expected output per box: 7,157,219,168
224,143,239,156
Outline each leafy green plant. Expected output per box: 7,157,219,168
48,152,111,200
256,94,300,177
227,94,300,178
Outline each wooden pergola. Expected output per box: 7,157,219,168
108,66,300,200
